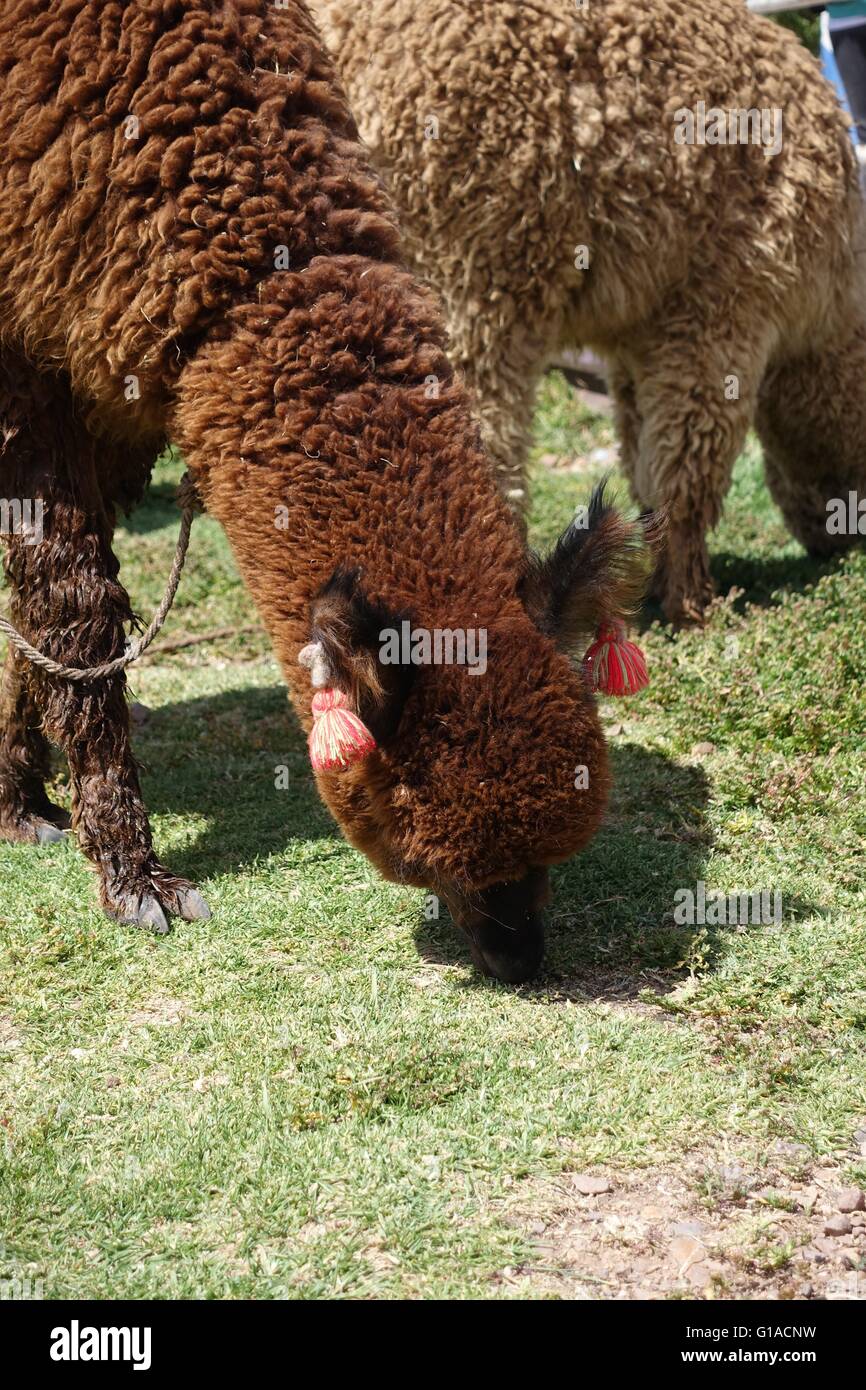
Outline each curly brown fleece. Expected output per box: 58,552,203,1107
0,0,654,979
312,0,866,624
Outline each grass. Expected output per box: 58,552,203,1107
1,371,865,1299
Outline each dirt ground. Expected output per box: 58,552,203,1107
498,1139,866,1300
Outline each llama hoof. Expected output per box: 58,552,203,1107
0,802,71,846
105,872,211,934
662,587,714,628
174,886,211,921
35,822,66,844
109,892,170,935
137,895,171,935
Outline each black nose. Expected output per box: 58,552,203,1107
467,911,545,983
455,871,548,983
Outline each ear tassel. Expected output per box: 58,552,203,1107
308,689,377,771
583,623,649,697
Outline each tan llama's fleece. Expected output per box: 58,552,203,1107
311,0,866,623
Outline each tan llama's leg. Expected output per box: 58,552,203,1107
448,309,551,515
627,309,768,626
756,329,866,557
608,360,643,502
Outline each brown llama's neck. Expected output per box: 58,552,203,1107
171,259,527,688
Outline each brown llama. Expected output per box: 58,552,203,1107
0,0,655,983
311,0,866,624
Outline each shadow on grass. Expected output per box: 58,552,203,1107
711,547,852,610
636,547,855,632
414,743,715,999
136,686,718,996
133,683,336,881
47,683,828,998
416,725,827,1000
119,483,185,537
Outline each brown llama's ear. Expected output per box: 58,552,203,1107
519,482,666,658
299,567,416,741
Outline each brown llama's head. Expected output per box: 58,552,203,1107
298,487,660,983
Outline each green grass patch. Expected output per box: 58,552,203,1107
1,379,864,1298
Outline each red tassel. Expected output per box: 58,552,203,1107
308,689,377,771
583,623,649,697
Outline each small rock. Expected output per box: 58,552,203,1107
813,1167,841,1187
717,1163,761,1194
823,1215,853,1237
105,1076,122,1089
606,723,624,738
800,1244,826,1264
772,1141,811,1165
572,1173,612,1196
686,1262,712,1289
670,1235,707,1270
834,1187,866,1214
691,741,716,757
853,1126,866,1145
813,1236,841,1257
672,1219,706,1238
641,1204,666,1221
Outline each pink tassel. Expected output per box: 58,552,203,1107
583,623,649,697
308,689,377,771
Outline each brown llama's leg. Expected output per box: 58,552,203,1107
0,358,209,932
627,306,768,626
0,645,70,844
756,329,866,557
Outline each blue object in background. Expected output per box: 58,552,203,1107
827,2,866,28
821,8,858,143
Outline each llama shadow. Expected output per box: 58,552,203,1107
120,481,186,536
415,735,826,1001
414,744,716,1000
136,689,712,973
130,683,336,882
710,547,851,610
636,547,854,632
130,690,823,994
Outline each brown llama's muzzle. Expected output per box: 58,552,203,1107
442,867,551,984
